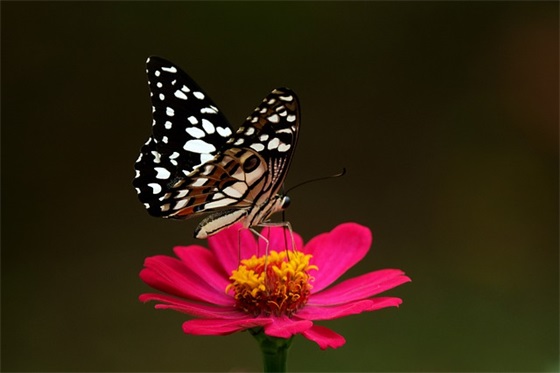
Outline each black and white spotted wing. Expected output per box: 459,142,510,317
133,56,300,238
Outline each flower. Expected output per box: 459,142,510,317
139,222,411,349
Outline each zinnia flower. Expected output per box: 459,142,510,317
139,222,411,349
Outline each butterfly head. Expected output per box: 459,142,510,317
267,194,291,218
279,195,291,210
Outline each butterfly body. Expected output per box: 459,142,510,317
194,194,290,239
133,57,299,238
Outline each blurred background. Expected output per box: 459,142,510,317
2,2,558,372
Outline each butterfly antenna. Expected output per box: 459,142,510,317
285,167,346,195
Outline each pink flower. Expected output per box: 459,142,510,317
139,222,411,349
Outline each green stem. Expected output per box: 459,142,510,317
250,328,294,373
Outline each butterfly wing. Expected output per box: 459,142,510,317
133,57,300,225
146,88,300,220
133,56,234,217
226,88,300,204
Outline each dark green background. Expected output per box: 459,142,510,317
3,2,558,372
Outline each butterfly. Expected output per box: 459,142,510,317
133,56,300,239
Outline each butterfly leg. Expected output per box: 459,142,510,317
236,227,244,265
256,221,296,255
248,227,271,278
249,227,270,258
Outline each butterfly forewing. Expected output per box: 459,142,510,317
133,56,233,216
133,57,300,237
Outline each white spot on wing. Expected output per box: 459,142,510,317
278,143,291,152
148,183,162,194
267,138,280,150
174,90,188,100
287,114,296,122
174,199,189,210
184,140,216,153
276,128,292,134
234,138,244,146
176,190,189,198
191,178,208,187
187,116,198,124
166,107,174,116
202,119,215,134
201,107,218,114
162,66,177,73
151,151,162,163
217,126,232,137
250,143,265,152
186,127,206,138
193,91,205,100
164,121,172,129
181,85,190,93
212,192,225,200
267,114,279,123
155,167,171,179
200,153,214,164
245,127,255,136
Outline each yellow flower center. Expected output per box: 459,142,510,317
226,250,317,317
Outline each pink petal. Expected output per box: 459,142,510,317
297,298,403,320
182,317,271,336
173,246,230,290
301,325,346,349
207,223,258,273
263,316,313,338
140,255,231,306
304,223,372,292
139,293,242,319
308,269,411,305
257,226,304,252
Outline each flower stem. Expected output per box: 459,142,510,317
250,328,293,373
